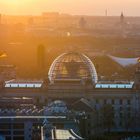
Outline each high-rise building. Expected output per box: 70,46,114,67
37,44,46,71
120,12,124,24
79,17,86,29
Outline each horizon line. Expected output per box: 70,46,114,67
1,12,140,18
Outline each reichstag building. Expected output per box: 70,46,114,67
0,52,140,139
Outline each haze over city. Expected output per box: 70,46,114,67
1,1,140,140
0,0,140,16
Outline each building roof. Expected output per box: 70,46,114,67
5,80,43,88
52,129,84,140
108,55,138,67
71,98,94,112
95,83,133,89
0,116,66,119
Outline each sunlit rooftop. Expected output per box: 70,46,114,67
52,129,84,140
95,83,134,89
5,80,43,88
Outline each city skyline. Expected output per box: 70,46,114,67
0,0,140,16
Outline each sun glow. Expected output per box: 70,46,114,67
2,0,32,6
4,0,21,5
0,0,37,14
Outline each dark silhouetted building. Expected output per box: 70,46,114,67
37,44,46,71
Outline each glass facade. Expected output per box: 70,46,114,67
48,52,98,83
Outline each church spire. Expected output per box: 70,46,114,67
120,12,124,23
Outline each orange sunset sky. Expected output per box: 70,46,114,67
0,0,139,16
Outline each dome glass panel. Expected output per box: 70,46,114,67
48,52,98,83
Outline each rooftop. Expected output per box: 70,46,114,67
5,79,43,88
52,129,84,140
95,83,134,89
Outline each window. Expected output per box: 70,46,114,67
120,112,123,118
96,99,99,104
120,107,123,111
127,106,131,112
112,99,115,105
88,130,90,135
87,114,91,119
119,99,123,105
119,121,122,127
88,123,91,127
45,98,48,102
13,131,24,135
104,99,107,104
0,123,11,129
5,137,11,140
128,113,131,118
127,99,131,105
0,131,11,135
13,136,24,140
13,123,24,129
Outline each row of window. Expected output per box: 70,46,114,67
94,99,131,105
119,106,131,112
5,136,24,140
0,123,24,129
0,131,24,135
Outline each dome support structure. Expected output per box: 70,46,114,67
48,52,98,84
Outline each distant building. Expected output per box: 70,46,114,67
79,17,86,29
120,12,125,24
42,12,59,18
28,17,34,26
0,65,16,81
105,9,108,17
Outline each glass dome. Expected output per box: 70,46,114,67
44,100,68,115
48,52,98,83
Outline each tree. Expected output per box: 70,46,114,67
92,109,104,136
121,109,134,132
100,104,114,133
